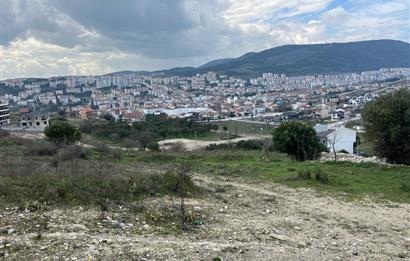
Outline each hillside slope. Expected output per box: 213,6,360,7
160,39,410,76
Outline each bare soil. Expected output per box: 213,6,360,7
1,174,409,260
158,135,269,151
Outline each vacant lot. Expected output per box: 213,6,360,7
1,136,409,260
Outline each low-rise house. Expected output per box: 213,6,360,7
315,124,357,154
79,106,96,120
330,108,345,121
19,112,49,131
122,111,145,123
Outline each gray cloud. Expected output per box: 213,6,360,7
1,0,409,79
51,0,238,58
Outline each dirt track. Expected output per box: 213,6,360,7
158,135,270,151
1,173,409,260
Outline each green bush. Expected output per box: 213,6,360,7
298,169,312,180
314,169,330,184
236,139,264,150
44,121,82,144
273,121,326,161
362,88,410,165
400,183,410,193
206,143,235,151
80,117,217,146
147,141,160,151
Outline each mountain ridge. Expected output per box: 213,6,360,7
155,39,410,77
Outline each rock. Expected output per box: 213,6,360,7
193,206,201,212
110,220,124,229
294,226,301,231
142,224,150,230
297,241,307,248
0,226,14,234
270,234,287,242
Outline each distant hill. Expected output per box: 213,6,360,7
103,71,149,77
158,40,410,77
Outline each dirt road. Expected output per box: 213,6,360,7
1,173,409,260
159,135,270,151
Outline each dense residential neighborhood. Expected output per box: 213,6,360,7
0,68,408,127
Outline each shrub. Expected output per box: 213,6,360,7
25,141,58,156
314,169,330,184
400,183,410,193
273,121,326,161
338,149,349,154
206,143,235,151
94,142,110,154
0,164,200,205
236,139,264,150
298,169,312,180
58,145,88,161
44,121,82,144
79,121,93,134
147,141,160,151
123,138,141,150
362,88,410,165
111,150,123,160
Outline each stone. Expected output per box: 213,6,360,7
297,241,307,248
0,226,13,234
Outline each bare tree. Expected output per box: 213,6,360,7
93,143,110,176
262,138,273,159
123,138,141,151
175,162,192,231
327,131,340,161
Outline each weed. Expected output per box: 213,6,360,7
298,169,312,180
314,169,330,184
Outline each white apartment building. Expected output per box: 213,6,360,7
0,103,11,127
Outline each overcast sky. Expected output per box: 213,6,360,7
0,0,409,79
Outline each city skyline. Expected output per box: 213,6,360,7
1,0,409,80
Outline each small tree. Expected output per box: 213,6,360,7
175,162,193,231
327,132,340,161
272,121,326,161
262,138,273,159
44,121,82,144
362,88,410,164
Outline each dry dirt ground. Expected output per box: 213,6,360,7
1,174,409,260
158,135,270,151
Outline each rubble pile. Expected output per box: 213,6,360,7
320,152,389,165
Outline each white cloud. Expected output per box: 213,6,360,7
0,0,409,79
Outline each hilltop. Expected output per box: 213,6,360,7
158,39,410,76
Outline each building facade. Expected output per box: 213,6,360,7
19,112,50,131
0,103,11,127
315,124,357,154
